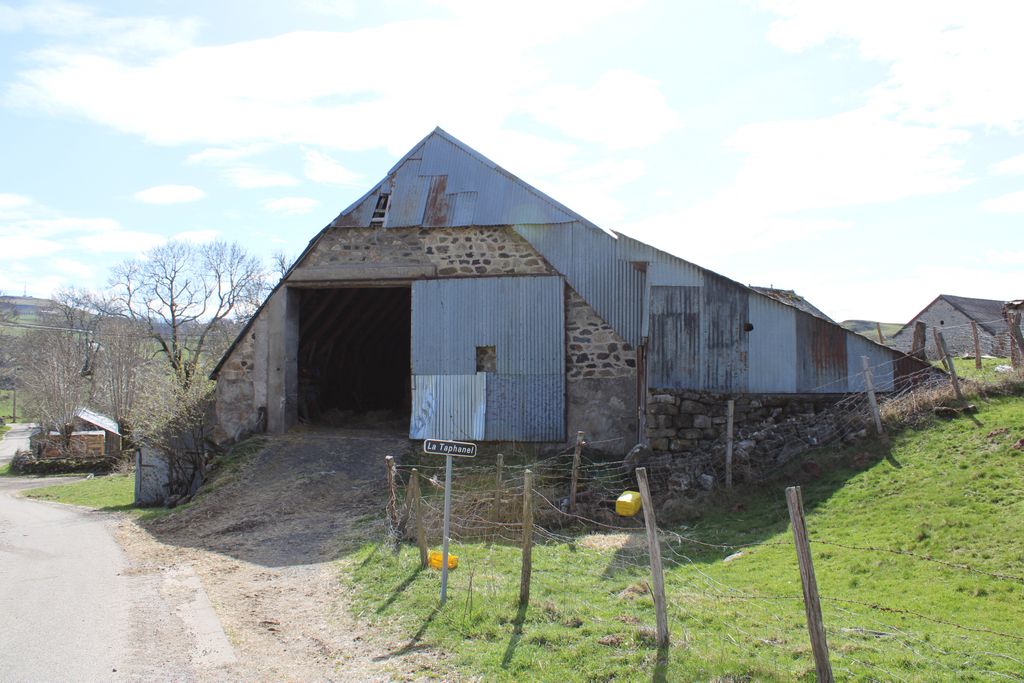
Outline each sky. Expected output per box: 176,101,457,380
0,0,1021,324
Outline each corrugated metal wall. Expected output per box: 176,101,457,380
410,276,565,441
747,293,798,393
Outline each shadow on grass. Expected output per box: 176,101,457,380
373,604,441,661
376,565,423,614
500,603,529,668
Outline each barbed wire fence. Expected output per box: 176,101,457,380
372,347,1024,679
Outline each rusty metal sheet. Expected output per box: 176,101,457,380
796,313,849,392
422,174,450,227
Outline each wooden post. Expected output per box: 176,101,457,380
875,322,885,344
491,453,504,529
410,468,428,568
1008,312,1024,369
911,321,927,360
385,455,398,535
935,330,964,402
785,486,833,683
861,356,884,436
635,467,669,648
971,321,982,371
519,469,534,607
569,431,584,514
932,328,949,372
725,400,735,489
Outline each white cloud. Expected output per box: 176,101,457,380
76,229,165,253
981,189,1024,213
0,1,200,55
525,70,682,149
51,256,94,279
0,192,33,210
303,149,360,185
547,159,646,224
991,153,1024,176
174,229,219,243
2,3,666,159
222,165,299,189
134,184,206,204
761,1,1024,133
185,144,272,165
722,107,970,215
263,197,320,215
985,248,1024,265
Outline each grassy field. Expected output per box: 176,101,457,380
21,473,174,521
840,319,903,340
0,389,15,422
948,356,1015,383
346,394,1024,681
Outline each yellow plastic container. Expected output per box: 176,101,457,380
616,491,642,517
428,550,458,570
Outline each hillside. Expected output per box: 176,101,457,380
349,393,1024,681
0,295,59,327
841,319,903,341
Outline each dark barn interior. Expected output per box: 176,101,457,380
297,287,411,422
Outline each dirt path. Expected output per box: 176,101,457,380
119,428,443,681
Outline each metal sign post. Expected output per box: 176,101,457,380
423,439,477,605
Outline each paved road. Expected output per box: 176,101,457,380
0,427,234,681
0,422,35,466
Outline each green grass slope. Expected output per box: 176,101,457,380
841,319,904,341
347,395,1024,681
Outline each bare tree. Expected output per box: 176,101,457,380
19,326,94,451
271,249,295,280
107,240,267,390
94,317,149,446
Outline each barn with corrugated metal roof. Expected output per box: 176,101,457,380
211,128,925,453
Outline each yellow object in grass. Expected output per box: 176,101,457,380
616,490,642,517
428,550,458,570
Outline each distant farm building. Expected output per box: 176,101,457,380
889,294,1020,360
211,128,927,455
31,408,121,459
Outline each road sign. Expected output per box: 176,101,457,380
423,439,477,457
423,438,477,605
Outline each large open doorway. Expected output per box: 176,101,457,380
297,287,411,425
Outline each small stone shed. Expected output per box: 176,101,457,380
211,128,928,455
889,294,1019,359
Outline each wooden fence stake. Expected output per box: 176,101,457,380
785,486,833,683
911,321,927,360
635,467,669,648
875,322,885,344
861,356,884,436
410,468,428,568
491,453,504,532
725,400,735,489
971,321,982,371
519,469,534,607
932,328,949,372
569,431,584,514
1008,312,1024,370
385,455,398,539
934,330,964,402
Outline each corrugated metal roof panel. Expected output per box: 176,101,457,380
846,334,896,392
515,223,644,347
385,159,430,228
648,286,701,389
747,293,798,393
411,276,564,376
702,273,749,392
796,313,849,392
485,374,564,441
409,374,486,440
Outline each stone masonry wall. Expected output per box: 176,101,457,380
636,388,869,496
566,289,636,380
645,389,848,452
304,226,556,276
